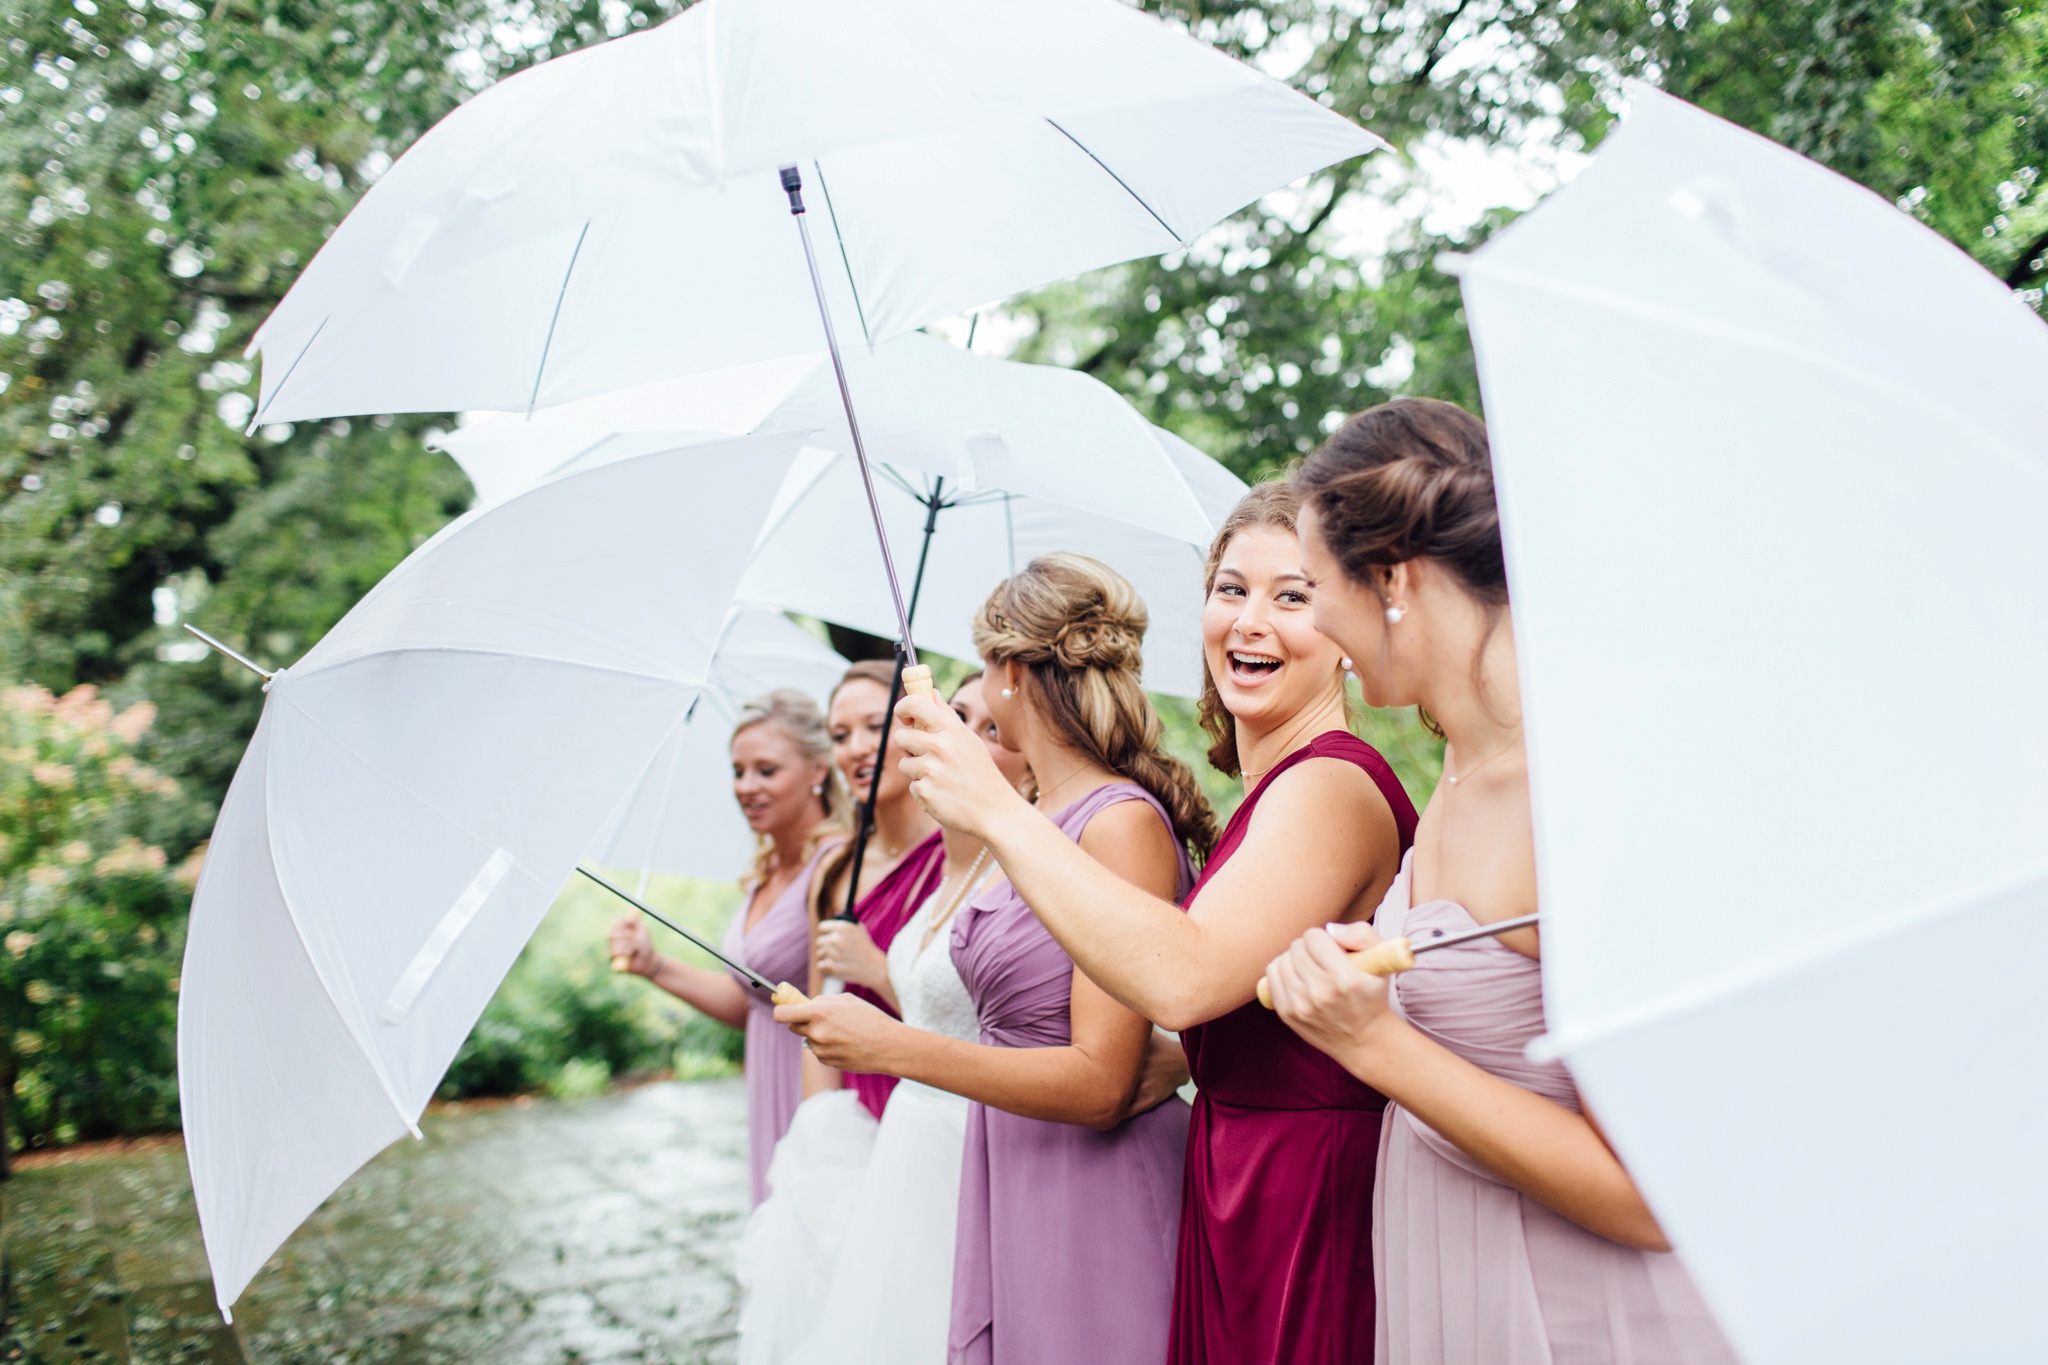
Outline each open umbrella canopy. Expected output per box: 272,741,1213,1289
1457,89,2048,1363
177,436,801,1316
245,0,1382,425
439,333,1249,698
591,600,848,883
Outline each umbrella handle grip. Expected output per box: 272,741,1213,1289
896,664,936,728
1255,938,1416,1009
610,954,631,974
771,982,809,1007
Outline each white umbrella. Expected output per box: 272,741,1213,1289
248,0,1376,657
1453,89,2048,1362
177,435,803,1316
439,333,1249,699
247,0,1381,427
592,600,848,883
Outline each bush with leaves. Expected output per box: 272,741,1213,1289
0,681,199,1162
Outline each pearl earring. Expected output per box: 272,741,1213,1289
813,783,825,796
1384,604,1406,625
1341,656,1353,672
1000,686,1016,698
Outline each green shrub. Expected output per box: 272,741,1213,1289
439,870,745,1100
0,683,200,1155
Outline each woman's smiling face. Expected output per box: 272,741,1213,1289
1202,523,1348,733
828,677,909,805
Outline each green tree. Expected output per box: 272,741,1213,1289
0,0,687,808
1020,0,2047,482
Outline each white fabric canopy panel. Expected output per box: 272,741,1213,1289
246,0,1383,424
590,602,848,882
439,334,1249,697
1457,89,2048,1363
178,436,801,1316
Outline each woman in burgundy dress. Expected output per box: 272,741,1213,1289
1262,399,1733,1363
897,483,1414,1364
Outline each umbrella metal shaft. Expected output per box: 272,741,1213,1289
183,624,275,682
578,865,779,995
781,164,918,664
1410,911,1541,955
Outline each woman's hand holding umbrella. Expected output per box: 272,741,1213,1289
892,691,1035,843
1261,924,1400,1068
775,991,905,1075
814,920,892,998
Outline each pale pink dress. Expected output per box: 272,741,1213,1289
1373,852,1736,1365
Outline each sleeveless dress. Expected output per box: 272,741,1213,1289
723,839,841,1206
788,868,989,1365
846,829,948,1119
949,783,1195,1365
1373,851,1737,1364
1173,730,1419,1365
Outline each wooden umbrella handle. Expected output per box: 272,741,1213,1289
771,982,809,1007
1255,937,1417,1009
610,954,631,973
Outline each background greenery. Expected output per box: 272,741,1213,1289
0,0,2041,1150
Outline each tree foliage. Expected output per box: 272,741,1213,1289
1020,0,2048,480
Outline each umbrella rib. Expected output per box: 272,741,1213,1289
247,316,328,431
810,160,874,350
527,220,592,418
1460,258,2048,490
1044,118,1183,248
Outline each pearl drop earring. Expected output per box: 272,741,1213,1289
1341,656,1353,672
1384,604,1406,625
1000,686,1016,699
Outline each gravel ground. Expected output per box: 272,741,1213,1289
1,1079,750,1364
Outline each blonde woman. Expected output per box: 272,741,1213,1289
779,555,1215,1365
607,688,848,1205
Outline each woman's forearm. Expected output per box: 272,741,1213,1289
981,804,1226,1029
647,958,750,1030
872,1015,1138,1131
1334,1016,1669,1251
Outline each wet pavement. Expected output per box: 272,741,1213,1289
1,1079,749,1364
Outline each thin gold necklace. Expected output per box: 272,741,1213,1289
1443,731,1522,787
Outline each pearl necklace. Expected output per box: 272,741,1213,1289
918,847,993,956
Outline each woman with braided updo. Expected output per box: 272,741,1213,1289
777,553,1210,1365
893,486,1416,1365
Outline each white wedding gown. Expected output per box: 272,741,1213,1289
734,885,980,1365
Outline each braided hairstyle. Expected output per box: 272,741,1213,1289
973,553,1218,864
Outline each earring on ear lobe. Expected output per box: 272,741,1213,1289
1000,687,1016,699
1384,604,1406,625
1340,657,1354,672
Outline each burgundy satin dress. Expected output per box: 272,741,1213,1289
1172,731,1419,1365
845,828,946,1119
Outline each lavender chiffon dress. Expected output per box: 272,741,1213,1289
1373,852,1737,1364
949,783,1194,1365
721,840,838,1206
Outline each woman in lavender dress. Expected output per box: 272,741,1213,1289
1264,398,1735,1363
780,554,1216,1365
607,688,848,1205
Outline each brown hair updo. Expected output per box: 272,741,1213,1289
732,688,852,887
1292,397,1507,609
1194,481,1313,779
974,553,1218,864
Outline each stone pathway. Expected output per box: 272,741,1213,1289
1,1079,749,1364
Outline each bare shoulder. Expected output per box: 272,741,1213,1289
1075,791,1181,894
1251,753,1399,834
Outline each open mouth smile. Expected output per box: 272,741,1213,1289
1228,649,1283,684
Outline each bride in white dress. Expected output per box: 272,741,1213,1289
736,674,1030,1365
